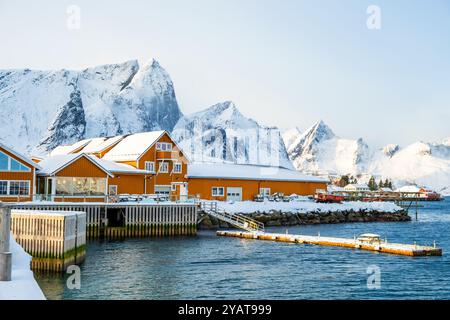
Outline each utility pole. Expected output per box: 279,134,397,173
0,203,12,281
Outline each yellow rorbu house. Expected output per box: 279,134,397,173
2,130,328,202
38,130,189,201
187,162,328,201
36,153,150,202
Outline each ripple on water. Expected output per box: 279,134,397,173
35,198,450,300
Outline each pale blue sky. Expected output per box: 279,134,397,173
0,0,449,147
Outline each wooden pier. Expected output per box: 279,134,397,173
217,231,442,257
10,210,86,272
10,203,198,240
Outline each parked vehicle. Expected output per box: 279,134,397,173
314,192,344,203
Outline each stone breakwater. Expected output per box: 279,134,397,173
199,209,411,230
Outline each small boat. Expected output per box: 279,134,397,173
357,233,382,243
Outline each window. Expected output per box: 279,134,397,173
145,161,155,172
0,153,8,171
10,158,29,171
109,185,118,196
155,185,171,195
8,181,30,196
0,181,7,195
159,162,169,173
0,151,30,172
54,177,107,196
171,184,177,191
260,188,271,197
173,163,182,174
156,142,172,151
212,187,225,197
56,177,72,195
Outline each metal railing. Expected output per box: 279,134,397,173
200,201,265,233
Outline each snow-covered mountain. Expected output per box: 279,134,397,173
172,101,294,169
0,59,182,154
284,121,450,194
284,120,370,175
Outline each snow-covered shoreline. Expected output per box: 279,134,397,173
0,234,46,300
216,200,404,215
199,200,410,229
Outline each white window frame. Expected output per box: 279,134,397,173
171,184,177,192
260,188,271,197
173,162,182,174
212,187,225,197
158,162,169,173
109,185,118,195
144,161,155,173
0,180,8,195
0,180,30,196
156,142,173,151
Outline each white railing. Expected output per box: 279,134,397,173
200,201,265,233
27,194,201,204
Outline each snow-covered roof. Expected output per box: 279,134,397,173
344,184,370,189
0,142,41,169
102,131,166,161
49,139,91,156
89,155,150,174
327,185,345,192
80,136,124,154
395,185,421,193
187,162,329,183
37,153,151,176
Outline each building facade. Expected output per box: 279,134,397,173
187,163,328,201
0,143,40,202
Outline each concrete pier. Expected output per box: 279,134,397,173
217,230,443,257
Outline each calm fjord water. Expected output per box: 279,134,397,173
35,198,450,300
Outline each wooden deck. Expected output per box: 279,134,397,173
217,230,442,257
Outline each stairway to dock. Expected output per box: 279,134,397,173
200,201,265,233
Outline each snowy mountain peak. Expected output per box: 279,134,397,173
202,101,238,116
282,127,303,151
442,137,450,146
0,58,182,154
382,144,400,158
172,101,294,169
309,120,335,140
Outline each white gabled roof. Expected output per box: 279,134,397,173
37,154,112,177
102,131,166,162
37,153,151,177
80,136,124,154
187,162,329,183
88,155,150,175
0,142,41,169
49,139,92,156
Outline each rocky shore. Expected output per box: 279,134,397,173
199,209,411,230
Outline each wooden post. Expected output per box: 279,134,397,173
0,204,12,281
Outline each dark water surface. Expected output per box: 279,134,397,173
35,198,450,300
